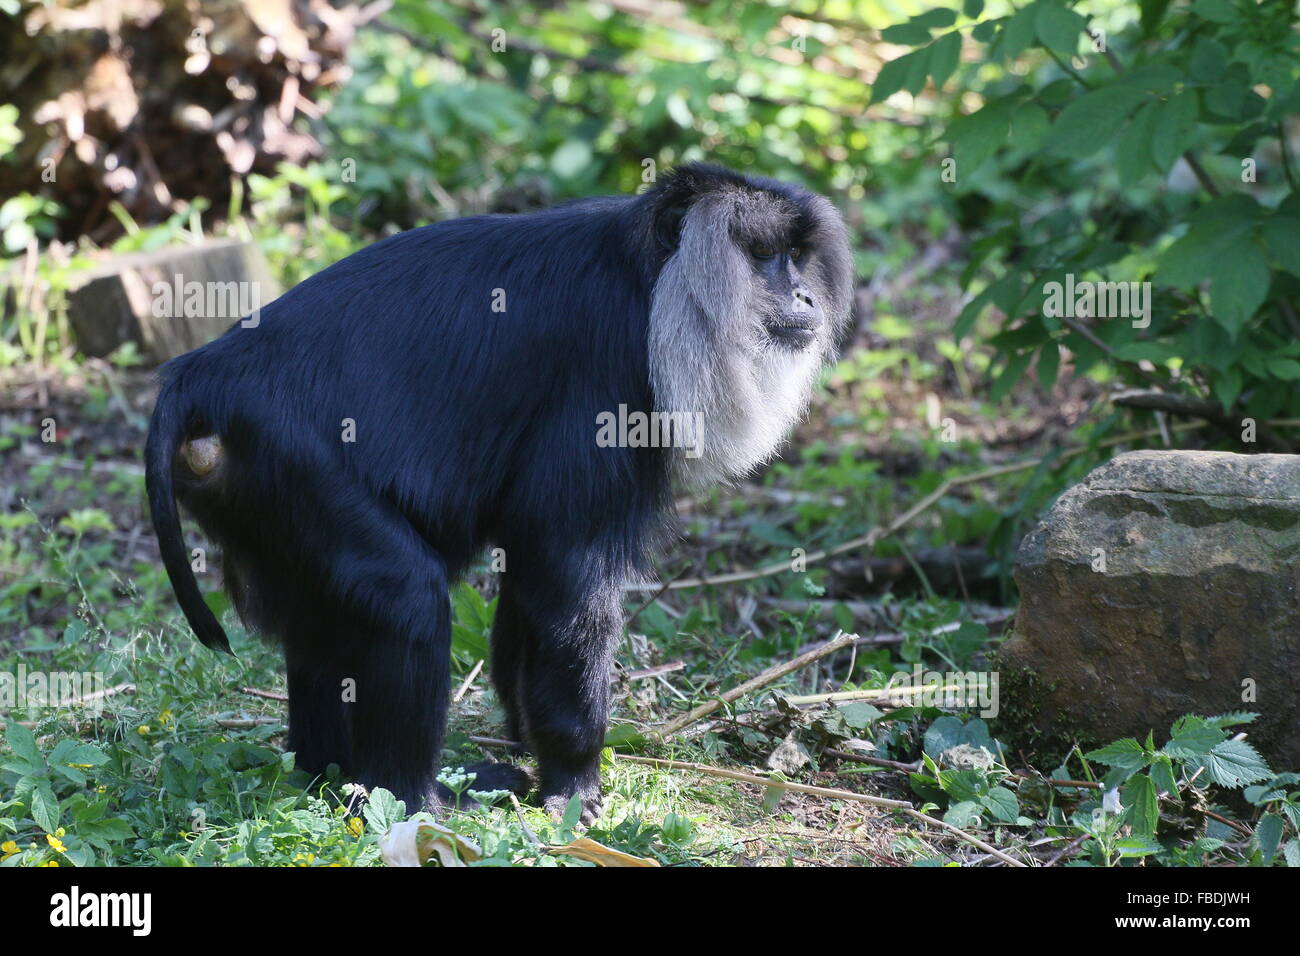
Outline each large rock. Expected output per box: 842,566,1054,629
1000,450,1300,768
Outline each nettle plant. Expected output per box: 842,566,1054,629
874,0,1300,425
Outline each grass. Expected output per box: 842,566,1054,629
5,358,1294,868
2,286,1296,867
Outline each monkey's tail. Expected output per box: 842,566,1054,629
144,380,233,655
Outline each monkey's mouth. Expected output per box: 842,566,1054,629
765,318,819,349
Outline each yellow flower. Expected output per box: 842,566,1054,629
137,725,151,735
347,817,364,838
0,840,18,860
41,860,60,867
293,852,316,867
159,709,175,725
46,834,67,853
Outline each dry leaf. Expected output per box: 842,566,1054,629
379,820,483,867
548,837,660,867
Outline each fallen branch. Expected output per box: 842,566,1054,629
453,659,484,703
240,686,288,702
215,717,280,729
652,631,856,739
1113,389,1290,452
781,683,962,707
623,661,686,681
61,681,135,707
824,748,921,773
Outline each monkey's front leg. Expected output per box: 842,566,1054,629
511,578,621,824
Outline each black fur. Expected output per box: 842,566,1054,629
144,164,839,817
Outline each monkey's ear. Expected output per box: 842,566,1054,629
653,196,692,252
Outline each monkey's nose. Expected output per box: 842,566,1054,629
792,289,815,312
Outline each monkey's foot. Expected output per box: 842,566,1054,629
543,791,603,827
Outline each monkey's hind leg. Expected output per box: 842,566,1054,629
509,570,621,825
488,585,528,751
284,645,352,783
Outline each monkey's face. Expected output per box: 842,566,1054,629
747,239,825,352
647,169,853,485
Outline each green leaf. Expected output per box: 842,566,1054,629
1115,836,1163,857
963,0,985,17
560,793,585,830
603,724,644,748
871,50,924,104
838,702,883,730
1150,755,1178,794
1114,341,1176,363
944,800,984,828
1151,90,1199,173
914,9,959,29
1116,100,1159,186
1010,102,1052,153
1208,239,1270,334
928,32,962,90
1189,37,1229,83
1192,0,1237,24
1047,86,1148,158
30,783,60,833
51,740,109,767
945,99,1014,172
1035,0,1086,59
1001,4,1039,61
1256,813,1284,861
1157,217,1254,289
5,720,41,765
1207,712,1259,730
1122,774,1159,838
954,284,996,339
1267,358,1300,381
1284,839,1300,867
1086,737,1150,775
904,45,934,95
982,786,1020,823
941,769,988,802
1199,738,1272,788
1163,719,1226,758
1116,64,1183,94
923,715,967,756
363,787,405,831
990,350,1033,402
882,22,933,45
1212,366,1243,409
1261,216,1300,278
1037,341,1061,388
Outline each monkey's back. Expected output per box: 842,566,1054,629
159,200,666,573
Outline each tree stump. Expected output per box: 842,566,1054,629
66,239,279,363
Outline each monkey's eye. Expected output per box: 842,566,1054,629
789,246,804,261
751,243,778,260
